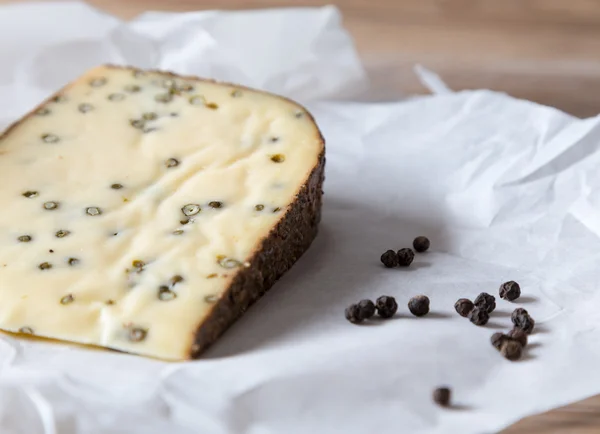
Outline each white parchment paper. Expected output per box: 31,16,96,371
1,2,600,433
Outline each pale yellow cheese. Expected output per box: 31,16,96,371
0,66,323,360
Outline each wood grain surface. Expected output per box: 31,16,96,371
3,0,600,432
6,0,600,117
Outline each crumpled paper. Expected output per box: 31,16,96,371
1,2,600,433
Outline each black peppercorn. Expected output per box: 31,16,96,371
500,340,523,361
508,327,528,347
397,248,415,266
511,307,528,323
468,307,489,326
474,292,496,313
512,310,535,334
454,298,474,317
357,299,376,320
433,387,451,407
376,295,398,319
380,250,399,268
490,332,509,350
408,295,430,317
345,304,363,324
499,281,521,301
413,236,430,253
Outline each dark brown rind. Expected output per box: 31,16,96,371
189,149,325,358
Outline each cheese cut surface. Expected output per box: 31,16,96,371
0,65,324,360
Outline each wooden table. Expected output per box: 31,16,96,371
3,0,600,431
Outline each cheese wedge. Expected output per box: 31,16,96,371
0,65,325,360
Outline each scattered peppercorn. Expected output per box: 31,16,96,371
500,339,523,361
490,332,509,350
474,292,496,313
397,248,415,266
433,387,451,407
454,298,474,317
468,307,489,326
499,281,521,301
18,235,32,243
357,299,376,320
512,309,535,334
345,304,363,324
38,262,52,270
408,295,430,317
508,327,528,347
511,307,528,323
208,201,223,209
380,250,399,268
376,295,398,319
413,236,430,253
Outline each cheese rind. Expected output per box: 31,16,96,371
0,65,325,360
